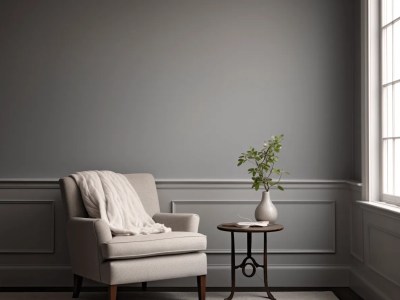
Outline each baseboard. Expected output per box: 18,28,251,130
0,265,349,287
204,265,350,287
350,270,392,300
0,266,73,287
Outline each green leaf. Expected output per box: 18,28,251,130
237,134,287,190
277,185,284,191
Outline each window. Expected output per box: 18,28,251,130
381,0,400,204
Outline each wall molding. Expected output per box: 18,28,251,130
350,269,393,300
0,178,362,190
0,265,71,271
0,200,55,253
0,180,60,189
157,179,360,190
172,199,336,254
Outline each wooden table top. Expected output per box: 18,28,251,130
217,223,284,233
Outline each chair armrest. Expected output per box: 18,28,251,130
67,217,112,282
153,213,200,232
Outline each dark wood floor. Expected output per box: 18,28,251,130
0,287,364,300
272,288,363,300
209,287,363,300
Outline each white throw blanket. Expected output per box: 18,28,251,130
71,170,171,236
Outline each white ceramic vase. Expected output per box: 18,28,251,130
255,191,278,223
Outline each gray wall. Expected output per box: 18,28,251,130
0,0,364,290
0,0,359,180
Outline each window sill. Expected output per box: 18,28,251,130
356,200,400,218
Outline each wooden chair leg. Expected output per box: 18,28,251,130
109,285,117,300
142,282,147,291
72,274,83,298
197,275,206,300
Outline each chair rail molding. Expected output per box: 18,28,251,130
0,178,362,190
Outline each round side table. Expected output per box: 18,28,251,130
217,223,284,300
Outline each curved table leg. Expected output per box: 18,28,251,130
263,232,276,300
225,231,236,300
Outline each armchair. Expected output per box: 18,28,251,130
60,173,207,300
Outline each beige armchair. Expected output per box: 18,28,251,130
59,173,207,300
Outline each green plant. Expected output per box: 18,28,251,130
237,134,288,192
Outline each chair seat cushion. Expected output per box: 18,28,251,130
101,232,207,260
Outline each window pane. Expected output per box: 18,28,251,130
383,0,394,25
388,139,394,194
382,139,395,195
383,26,393,84
382,86,394,138
383,87,388,137
383,140,388,194
395,83,400,136
394,21,400,81
395,139,400,196
383,26,388,83
387,85,393,137
394,0,400,20
383,0,387,25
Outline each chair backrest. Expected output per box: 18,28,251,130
59,173,161,219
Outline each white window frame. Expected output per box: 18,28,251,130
381,0,400,205
362,0,380,203
363,0,400,206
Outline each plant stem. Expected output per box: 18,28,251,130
262,144,273,164
255,159,268,191
266,161,275,180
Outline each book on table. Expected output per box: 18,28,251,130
235,221,269,228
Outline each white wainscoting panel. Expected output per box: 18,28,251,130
0,178,356,287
